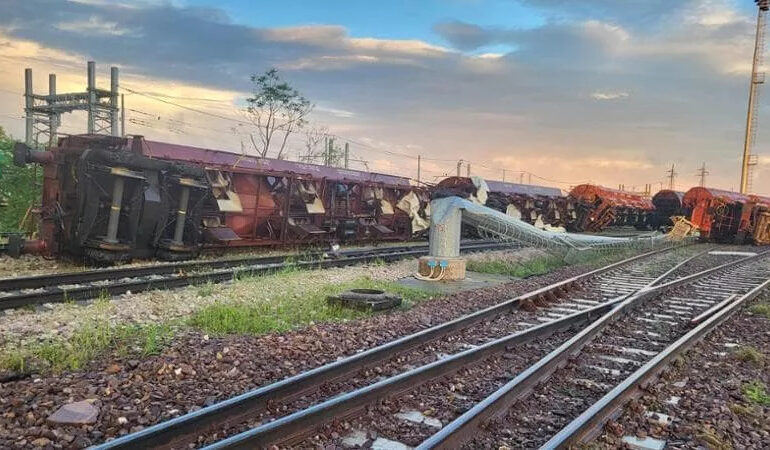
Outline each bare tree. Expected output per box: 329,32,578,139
246,68,314,159
300,125,328,163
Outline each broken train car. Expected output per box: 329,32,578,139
682,187,770,245
433,176,574,229
13,135,429,262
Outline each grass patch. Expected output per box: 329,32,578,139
697,426,733,450
4,322,174,374
749,303,770,319
729,403,759,417
0,297,176,374
742,380,770,406
466,246,643,279
197,282,216,298
467,255,566,278
734,346,764,366
190,276,430,336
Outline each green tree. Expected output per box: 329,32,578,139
0,128,40,232
246,68,314,160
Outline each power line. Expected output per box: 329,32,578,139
123,87,251,125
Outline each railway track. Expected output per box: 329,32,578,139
94,243,696,449
0,241,512,310
415,249,770,449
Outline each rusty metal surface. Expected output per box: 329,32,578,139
682,187,770,243
683,186,770,207
569,184,655,232
137,139,414,188
571,184,654,210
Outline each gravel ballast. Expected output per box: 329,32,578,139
595,292,770,449
0,250,587,448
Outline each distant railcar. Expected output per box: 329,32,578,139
13,135,429,262
651,190,685,229
569,184,655,232
682,187,770,244
434,177,573,228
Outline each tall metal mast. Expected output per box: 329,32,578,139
740,0,770,194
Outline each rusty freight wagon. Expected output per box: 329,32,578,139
13,135,429,262
682,187,770,244
569,184,655,232
651,189,685,229
434,176,573,228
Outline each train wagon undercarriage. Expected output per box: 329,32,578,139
13,135,430,262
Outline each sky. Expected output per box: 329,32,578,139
0,0,769,194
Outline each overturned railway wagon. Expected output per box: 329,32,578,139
569,184,655,232
651,189,685,229
484,180,574,227
434,177,573,228
13,135,429,262
682,187,770,244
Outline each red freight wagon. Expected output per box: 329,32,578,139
569,184,655,232
13,135,429,262
682,187,770,244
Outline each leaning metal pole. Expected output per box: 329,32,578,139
421,197,673,281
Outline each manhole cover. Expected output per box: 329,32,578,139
327,289,402,311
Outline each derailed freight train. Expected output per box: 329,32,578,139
13,135,430,262
13,133,770,262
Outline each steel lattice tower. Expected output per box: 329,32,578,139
24,61,119,148
740,0,770,193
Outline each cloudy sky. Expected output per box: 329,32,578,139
1,0,769,194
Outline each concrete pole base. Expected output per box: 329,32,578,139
418,256,467,281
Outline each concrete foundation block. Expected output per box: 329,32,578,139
417,256,466,281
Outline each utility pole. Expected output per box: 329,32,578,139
323,136,328,165
528,173,532,184
24,68,33,146
519,172,524,184
456,160,462,177
417,155,421,183
740,0,770,193
87,61,96,134
666,164,677,190
344,142,349,169
502,169,506,182
326,137,334,166
121,94,125,137
110,66,119,137
47,73,57,148
696,162,709,187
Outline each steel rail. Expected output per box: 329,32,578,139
196,245,693,449
416,250,769,449
203,302,617,450
94,246,679,450
543,272,770,448
0,242,512,310
0,241,502,292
